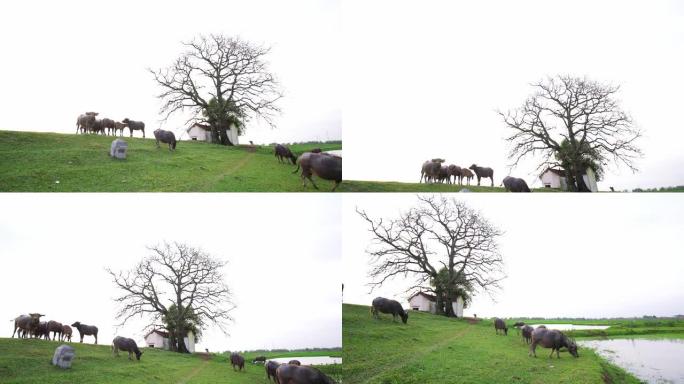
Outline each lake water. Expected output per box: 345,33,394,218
269,356,342,365
528,323,610,330
326,150,342,157
579,338,684,383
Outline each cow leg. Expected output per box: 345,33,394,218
331,180,340,192
491,177,494,187
95,334,98,344
477,177,481,186
549,349,555,359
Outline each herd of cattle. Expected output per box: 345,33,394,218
370,297,579,358
12,313,98,344
419,159,531,192
274,144,343,192
229,353,336,383
76,112,178,150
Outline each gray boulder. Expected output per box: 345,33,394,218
110,139,128,159
51,345,75,369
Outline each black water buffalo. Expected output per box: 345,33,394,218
275,144,297,164
76,112,98,134
288,360,301,366
71,321,98,344
230,352,245,371
448,164,462,185
253,355,267,364
494,318,508,335
34,321,49,340
529,328,578,358
469,164,494,187
276,364,336,384
293,152,342,191
112,336,143,360
265,360,281,382
122,118,145,138
47,320,63,341
371,297,408,324
420,159,444,183
101,118,117,135
521,325,534,344
12,313,44,338
61,325,73,342
153,129,177,150
503,176,531,192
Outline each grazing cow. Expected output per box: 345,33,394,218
71,321,98,344
61,325,73,342
230,352,245,371
275,144,297,165
494,318,508,335
288,360,301,366
112,336,143,360
122,118,145,138
503,176,531,192
153,129,177,150
76,112,98,134
253,356,267,364
521,325,534,344
420,159,444,183
529,328,578,358
265,360,281,382
293,152,342,192
448,164,462,185
47,320,63,341
34,321,49,340
12,313,44,338
371,297,408,324
469,164,494,187
276,364,336,384
460,168,474,185
100,118,116,135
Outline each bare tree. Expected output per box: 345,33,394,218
150,34,282,145
499,75,642,191
357,195,505,317
107,242,235,353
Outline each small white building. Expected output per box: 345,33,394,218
185,123,239,145
539,167,598,192
144,329,196,353
408,292,464,317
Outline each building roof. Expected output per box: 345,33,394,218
187,123,211,132
540,167,589,178
408,291,437,302
144,329,169,339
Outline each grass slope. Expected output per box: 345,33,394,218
338,180,560,192
0,130,341,192
0,338,341,384
342,304,641,384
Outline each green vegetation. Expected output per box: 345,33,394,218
0,338,340,384
633,186,684,192
342,304,641,384
0,130,341,192
338,180,559,192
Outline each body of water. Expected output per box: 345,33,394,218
326,150,342,157
528,323,610,331
269,356,342,365
579,338,684,384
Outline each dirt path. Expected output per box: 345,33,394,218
176,360,209,384
202,151,255,190
361,327,471,383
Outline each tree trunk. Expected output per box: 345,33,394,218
176,327,188,353
217,120,234,146
434,287,446,316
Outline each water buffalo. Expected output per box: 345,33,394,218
113,121,126,136
230,352,245,371
420,159,444,183
253,355,267,364
101,118,116,135
71,321,98,344
469,164,494,187
276,364,336,384
293,152,342,191
448,164,462,185
288,360,301,366
275,144,297,164
47,320,63,341
371,297,408,324
529,328,578,358
122,118,145,138
265,360,281,382
76,112,98,134
34,321,49,340
12,313,44,338
90,119,107,135
153,129,177,150
503,176,531,192
61,325,73,342
521,325,534,344
460,168,474,185
438,165,450,184
112,336,143,360
494,318,508,335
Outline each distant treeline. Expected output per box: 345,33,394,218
502,316,684,320
225,347,342,355
632,185,684,192
268,140,342,146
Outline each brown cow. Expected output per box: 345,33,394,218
61,325,73,342
46,320,63,341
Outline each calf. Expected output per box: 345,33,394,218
371,297,408,324
469,164,494,187
230,352,245,371
122,118,145,138
61,325,73,342
112,336,143,360
71,321,98,344
47,320,63,341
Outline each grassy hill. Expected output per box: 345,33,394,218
342,304,640,384
0,130,341,192
0,338,341,384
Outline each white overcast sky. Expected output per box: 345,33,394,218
0,194,341,352
343,193,684,319
0,0,341,144
342,0,684,191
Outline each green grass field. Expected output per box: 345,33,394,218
342,304,641,384
0,338,341,384
0,130,341,192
